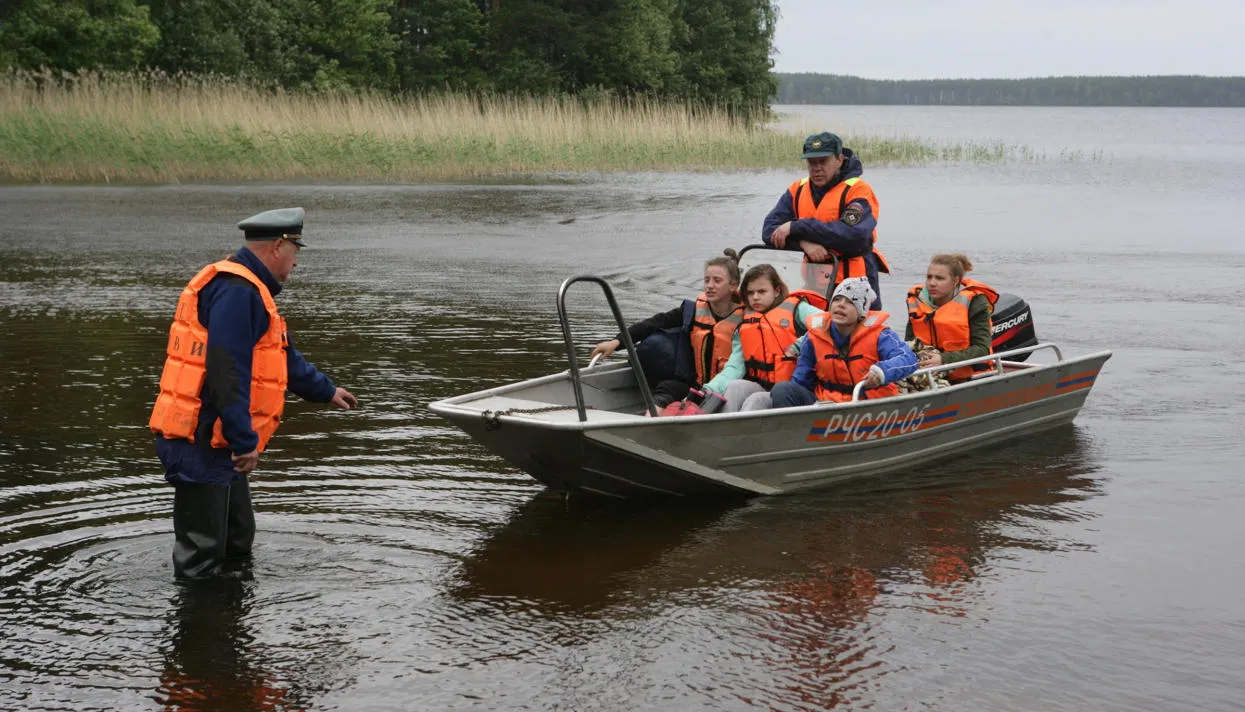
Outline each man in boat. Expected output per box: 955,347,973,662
762,131,889,309
148,207,357,579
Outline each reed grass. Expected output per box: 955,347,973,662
0,71,1034,184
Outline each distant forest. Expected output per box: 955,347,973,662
0,0,779,115
776,73,1245,107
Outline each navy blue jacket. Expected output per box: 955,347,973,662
156,247,336,485
761,149,883,308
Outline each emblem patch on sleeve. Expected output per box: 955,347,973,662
841,206,863,226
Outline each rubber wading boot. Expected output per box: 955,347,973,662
172,482,231,579
226,477,256,559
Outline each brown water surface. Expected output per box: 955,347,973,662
2,107,1244,711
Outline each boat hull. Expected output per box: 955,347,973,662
431,350,1111,498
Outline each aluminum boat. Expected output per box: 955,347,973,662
431,253,1110,498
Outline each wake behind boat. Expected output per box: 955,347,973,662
430,251,1111,498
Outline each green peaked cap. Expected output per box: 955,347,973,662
237,207,306,246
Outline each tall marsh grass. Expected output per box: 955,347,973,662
0,71,1031,184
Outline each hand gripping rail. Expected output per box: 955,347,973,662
557,276,660,421
849,342,1065,402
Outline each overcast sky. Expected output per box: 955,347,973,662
771,0,1244,78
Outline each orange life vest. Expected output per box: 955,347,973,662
905,278,999,382
149,260,289,452
739,294,810,388
788,175,891,283
688,294,743,384
789,289,830,312
806,310,899,402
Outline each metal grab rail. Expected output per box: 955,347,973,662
849,342,1065,402
556,276,660,421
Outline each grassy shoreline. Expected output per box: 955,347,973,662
1,72,1030,184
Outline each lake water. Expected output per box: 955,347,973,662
1,105,1243,711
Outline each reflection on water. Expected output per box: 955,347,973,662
463,427,1101,610
451,428,1101,709
157,579,310,712
455,497,739,613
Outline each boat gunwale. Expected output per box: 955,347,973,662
428,347,1113,433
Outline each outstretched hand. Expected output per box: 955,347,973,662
331,387,358,409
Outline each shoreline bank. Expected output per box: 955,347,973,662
1,73,1030,185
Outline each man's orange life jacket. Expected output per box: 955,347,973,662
905,278,999,382
739,292,825,388
788,176,890,283
806,310,899,402
149,260,288,452
688,294,743,384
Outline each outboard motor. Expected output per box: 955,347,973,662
991,292,1038,361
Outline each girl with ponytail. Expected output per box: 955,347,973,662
904,253,1000,383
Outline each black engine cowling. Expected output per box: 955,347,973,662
991,293,1038,361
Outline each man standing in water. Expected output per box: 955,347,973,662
762,131,889,308
149,208,357,579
